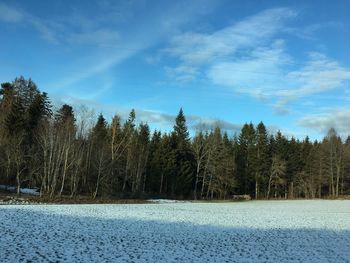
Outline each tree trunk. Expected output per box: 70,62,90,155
194,161,200,200
336,163,341,197
159,172,164,194
16,168,21,195
255,174,259,200
267,174,273,199
206,173,213,199
59,148,69,196
93,166,101,199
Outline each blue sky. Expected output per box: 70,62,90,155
1,0,350,139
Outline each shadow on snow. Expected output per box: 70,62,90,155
1,207,349,262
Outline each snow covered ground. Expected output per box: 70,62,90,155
1,200,349,262
0,185,40,195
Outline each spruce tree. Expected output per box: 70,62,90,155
91,114,109,198
255,122,270,199
147,130,163,194
237,123,256,196
171,108,195,198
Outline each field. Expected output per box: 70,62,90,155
1,200,350,262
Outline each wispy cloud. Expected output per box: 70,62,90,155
0,1,222,93
0,2,23,23
0,2,121,46
207,39,290,99
67,29,120,47
209,50,350,113
284,21,344,40
162,7,298,109
281,52,350,100
164,8,296,83
164,8,296,79
0,3,59,43
162,7,350,113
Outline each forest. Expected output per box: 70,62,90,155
0,76,349,200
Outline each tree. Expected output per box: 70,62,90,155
267,156,286,199
171,108,195,198
236,123,256,196
55,105,76,196
3,89,26,194
325,128,343,197
91,114,109,199
192,131,210,199
146,130,163,194
254,122,270,199
2,76,350,200
122,109,137,193
218,132,235,199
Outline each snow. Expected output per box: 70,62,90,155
0,185,40,195
1,200,350,262
19,188,40,195
147,199,189,203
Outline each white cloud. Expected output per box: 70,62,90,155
298,108,350,137
165,8,296,69
2,0,220,92
209,50,350,109
281,52,350,100
207,39,289,99
284,21,344,40
163,7,350,114
165,65,200,82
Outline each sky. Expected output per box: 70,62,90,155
1,0,350,140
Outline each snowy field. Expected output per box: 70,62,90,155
1,200,350,262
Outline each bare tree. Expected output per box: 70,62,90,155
267,156,286,199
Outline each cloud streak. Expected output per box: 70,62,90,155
207,39,289,99
166,8,296,63
164,8,296,79
281,52,350,100
163,7,350,113
0,1,222,93
0,2,23,23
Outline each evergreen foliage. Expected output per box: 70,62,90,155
0,77,349,199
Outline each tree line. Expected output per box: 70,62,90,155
0,77,349,199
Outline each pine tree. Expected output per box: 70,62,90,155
146,130,163,194
255,122,270,199
236,123,256,196
91,114,109,198
161,133,176,196
0,82,15,137
122,110,137,193
219,132,235,199
171,108,195,198
12,76,40,111
109,114,123,193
